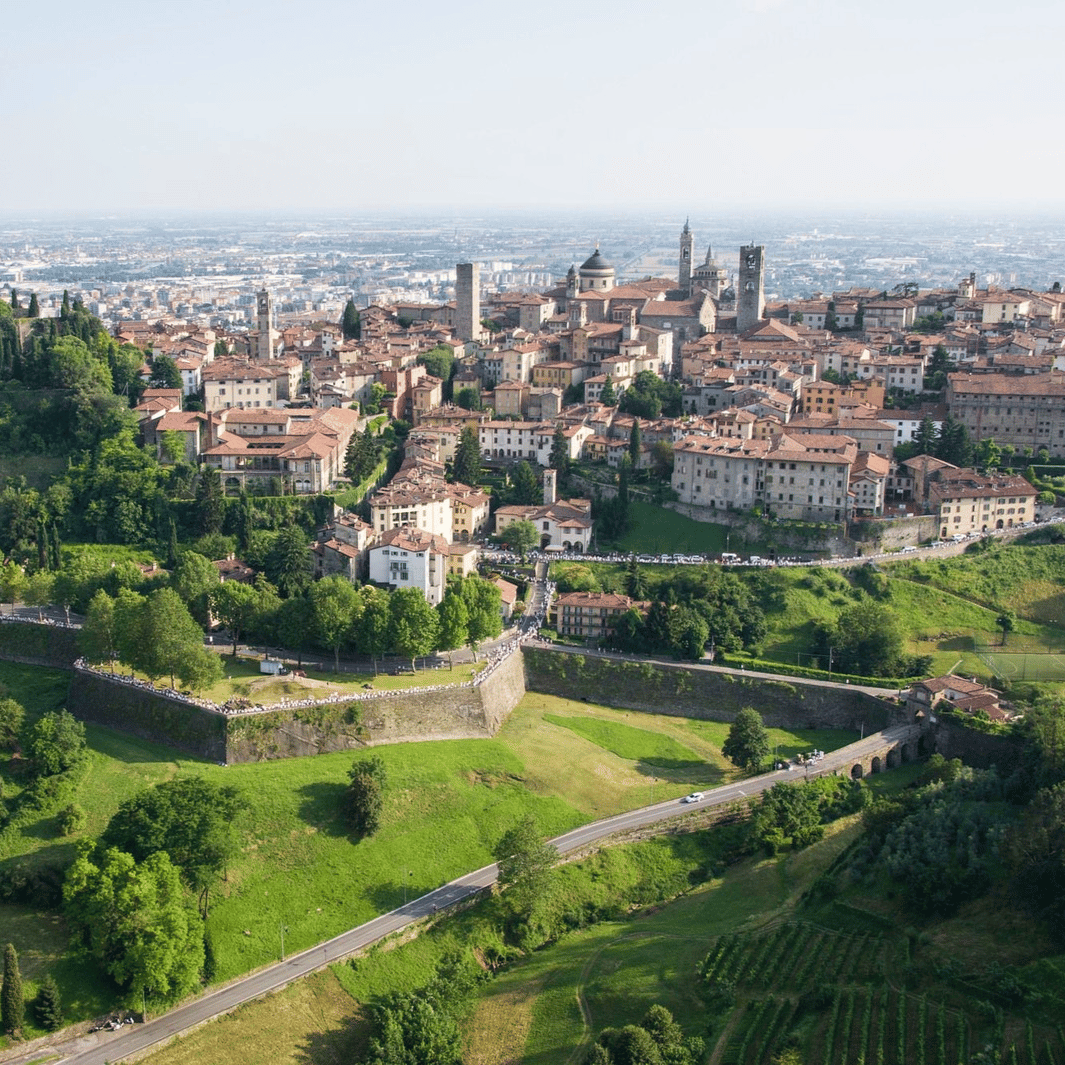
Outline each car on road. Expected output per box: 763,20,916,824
681,792,704,804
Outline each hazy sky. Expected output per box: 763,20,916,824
6,0,1063,214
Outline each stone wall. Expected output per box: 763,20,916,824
0,621,79,669
63,651,531,764
66,669,228,762
522,648,901,732
931,717,1023,772
850,514,939,551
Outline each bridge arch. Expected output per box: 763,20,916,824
851,763,864,779
870,755,882,774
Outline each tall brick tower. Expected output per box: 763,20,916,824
737,245,765,333
455,262,480,342
679,219,694,296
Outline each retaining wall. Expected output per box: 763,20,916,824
521,648,902,732
63,651,530,764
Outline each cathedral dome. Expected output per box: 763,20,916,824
580,248,613,274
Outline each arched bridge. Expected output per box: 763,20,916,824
798,723,930,782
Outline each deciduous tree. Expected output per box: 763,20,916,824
388,587,438,669
63,846,204,1006
722,706,770,773
493,815,556,911
310,576,362,671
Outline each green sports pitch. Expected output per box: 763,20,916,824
976,650,1065,682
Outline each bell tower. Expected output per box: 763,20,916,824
737,245,765,333
679,219,694,296
256,288,274,360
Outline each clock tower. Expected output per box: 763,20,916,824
737,245,765,333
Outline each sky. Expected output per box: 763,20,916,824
5,0,1064,215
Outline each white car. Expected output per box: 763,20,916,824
682,792,704,804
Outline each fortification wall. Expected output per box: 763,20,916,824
931,717,1023,771
0,621,79,669
66,669,228,761
521,648,901,732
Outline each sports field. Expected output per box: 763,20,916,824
975,649,1065,682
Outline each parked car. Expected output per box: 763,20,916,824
682,792,704,804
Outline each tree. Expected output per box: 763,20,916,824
550,422,570,487
914,417,937,456
21,568,54,622
827,599,905,677
0,698,23,751
975,437,1001,471
459,575,502,660
63,846,203,1006
26,293,38,318
997,609,1016,646
78,590,119,670
273,595,316,667
599,376,617,406
1,943,23,1035
436,592,469,669
493,815,556,909
388,588,439,669
101,777,245,916
508,461,540,506
310,576,362,671
625,555,648,599
722,707,770,773
341,299,361,341
33,975,62,1031
354,585,391,674
345,428,380,484
752,781,825,853
133,587,213,688
452,425,481,487
500,519,539,562
27,710,86,777
343,755,387,837
629,421,642,468
824,300,839,332
455,386,481,411
148,354,182,391
193,466,224,536
211,580,263,656
171,551,219,628
265,526,311,599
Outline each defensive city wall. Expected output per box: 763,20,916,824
0,619,1019,767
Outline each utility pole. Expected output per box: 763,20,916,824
280,921,288,961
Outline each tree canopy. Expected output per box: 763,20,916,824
63,846,204,1006
722,707,770,772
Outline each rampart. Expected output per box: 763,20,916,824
521,648,903,732
63,650,528,764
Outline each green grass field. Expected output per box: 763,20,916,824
974,650,1065,682
0,668,858,1032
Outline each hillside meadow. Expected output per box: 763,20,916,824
0,666,856,1039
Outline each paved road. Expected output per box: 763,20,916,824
30,722,919,1065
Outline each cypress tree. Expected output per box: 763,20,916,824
9,291,18,313
48,521,61,572
34,974,61,1031
26,293,39,318
2,942,24,1034
36,520,48,572
167,517,180,570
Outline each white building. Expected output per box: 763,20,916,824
367,527,449,605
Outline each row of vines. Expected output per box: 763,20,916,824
700,923,1063,1065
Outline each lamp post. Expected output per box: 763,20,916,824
280,921,288,961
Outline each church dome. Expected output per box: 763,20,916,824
580,248,613,274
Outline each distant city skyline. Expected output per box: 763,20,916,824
6,0,1064,215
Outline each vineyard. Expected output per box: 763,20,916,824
698,922,1065,1065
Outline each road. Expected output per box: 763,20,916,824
28,722,919,1065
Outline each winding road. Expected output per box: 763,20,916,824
24,723,918,1065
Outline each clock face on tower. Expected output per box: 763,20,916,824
746,254,756,269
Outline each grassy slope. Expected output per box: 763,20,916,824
0,676,857,1032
